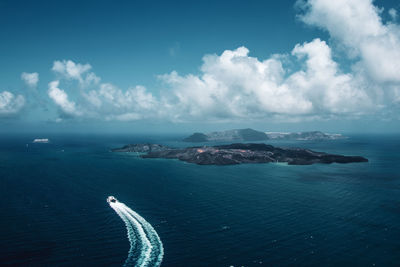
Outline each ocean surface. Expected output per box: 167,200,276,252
0,133,399,266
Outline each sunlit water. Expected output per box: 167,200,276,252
0,133,399,266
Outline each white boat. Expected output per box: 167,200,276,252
107,196,118,203
33,138,50,143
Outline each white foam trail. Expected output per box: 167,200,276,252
120,203,164,266
110,205,139,266
109,199,164,267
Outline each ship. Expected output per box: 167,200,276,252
107,196,118,203
33,138,50,143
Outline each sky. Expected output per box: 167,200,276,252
1,0,400,134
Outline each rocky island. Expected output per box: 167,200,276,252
183,128,346,142
112,143,168,153
112,143,367,166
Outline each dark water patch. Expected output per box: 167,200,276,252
380,201,400,214
44,157,60,161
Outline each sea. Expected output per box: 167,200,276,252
0,133,399,266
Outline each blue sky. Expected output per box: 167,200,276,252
1,0,400,133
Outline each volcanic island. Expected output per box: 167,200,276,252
112,143,368,166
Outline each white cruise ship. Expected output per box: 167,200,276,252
33,138,50,143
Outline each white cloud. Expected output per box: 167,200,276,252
21,72,39,88
0,91,25,116
298,0,400,83
160,40,372,121
43,0,399,123
48,80,81,116
389,8,397,20
47,67,159,120
45,40,375,122
289,39,372,114
52,60,100,86
82,83,159,119
160,48,310,120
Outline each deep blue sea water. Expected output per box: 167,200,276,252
0,133,399,266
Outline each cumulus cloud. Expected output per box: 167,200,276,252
289,39,372,114
52,60,100,86
82,83,159,120
160,39,373,121
21,72,39,88
44,0,399,122
0,91,25,116
160,48,307,120
48,80,81,116
389,8,397,20
297,0,400,83
47,60,159,120
45,40,375,122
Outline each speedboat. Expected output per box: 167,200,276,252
107,196,118,203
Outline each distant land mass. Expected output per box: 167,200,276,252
112,143,168,153
183,128,346,142
112,143,367,166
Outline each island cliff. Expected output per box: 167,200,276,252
112,143,368,166
183,128,346,142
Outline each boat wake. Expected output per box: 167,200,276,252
108,196,163,267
